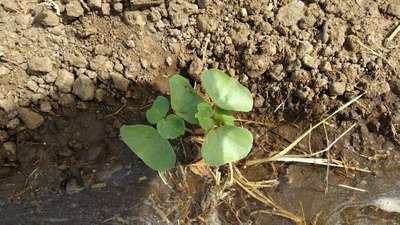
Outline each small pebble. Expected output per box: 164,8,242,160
1,142,16,161
18,108,44,130
39,101,52,112
329,82,346,96
113,3,123,13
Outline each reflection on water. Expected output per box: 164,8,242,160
327,190,400,225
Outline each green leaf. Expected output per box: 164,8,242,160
214,108,235,126
170,74,205,124
120,125,176,171
201,126,253,167
196,102,214,117
197,117,216,132
201,69,253,112
157,115,186,139
146,96,170,124
195,102,215,132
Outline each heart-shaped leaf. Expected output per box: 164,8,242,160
157,114,186,139
201,126,253,166
202,69,253,112
214,108,235,126
146,96,170,124
120,125,176,171
170,74,205,124
195,102,216,132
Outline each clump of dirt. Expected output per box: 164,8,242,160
0,0,400,224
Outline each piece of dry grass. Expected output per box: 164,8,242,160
266,156,370,173
387,23,400,42
234,166,279,189
233,166,305,225
390,123,400,145
311,211,322,225
306,123,357,157
337,184,368,193
274,88,292,113
104,104,126,118
322,122,331,193
246,94,363,166
12,167,40,199
356,39,396,73
235,118,275,127
150,195,173,225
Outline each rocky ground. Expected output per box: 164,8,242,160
0,0,400,224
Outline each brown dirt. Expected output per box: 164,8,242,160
1,0,400,224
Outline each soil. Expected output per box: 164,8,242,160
0,0,400,224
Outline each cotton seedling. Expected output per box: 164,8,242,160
120,69,254,171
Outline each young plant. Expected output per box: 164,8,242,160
120,69,254,171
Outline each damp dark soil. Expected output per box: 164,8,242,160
0,97,168,225
1,96,400,225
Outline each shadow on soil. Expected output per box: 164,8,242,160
0,88,171,225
